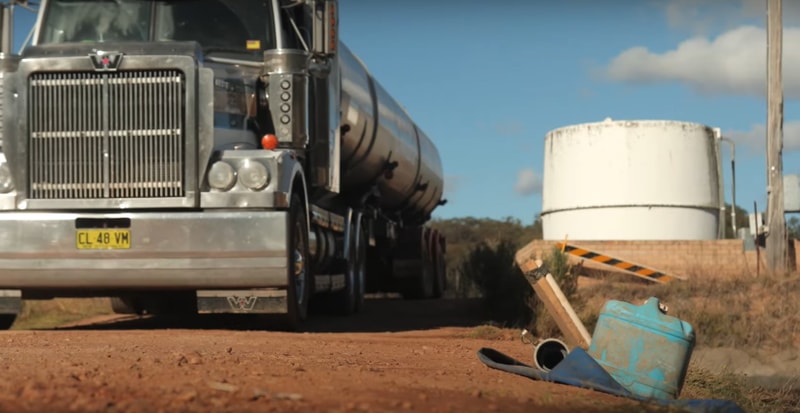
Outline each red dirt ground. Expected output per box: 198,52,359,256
0,298,669,413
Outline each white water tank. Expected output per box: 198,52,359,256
541,119,724,240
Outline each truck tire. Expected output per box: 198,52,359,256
283,193,311,330
326,219,358,316
353,220,367,312
432,234,446,299
318,215,366,315
400,227,435,300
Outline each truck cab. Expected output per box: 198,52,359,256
0,0,447,331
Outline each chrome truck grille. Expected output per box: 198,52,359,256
28,70,185,199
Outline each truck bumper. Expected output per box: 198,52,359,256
0,211,289,290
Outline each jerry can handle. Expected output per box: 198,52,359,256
643,296,669,315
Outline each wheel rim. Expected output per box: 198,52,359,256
293,221,307,306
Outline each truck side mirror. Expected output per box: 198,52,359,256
312,0,337,57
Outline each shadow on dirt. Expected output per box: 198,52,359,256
55,297,491,333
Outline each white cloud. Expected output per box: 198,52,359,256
726,121,800,152
514,169,542,196
605,25,800,98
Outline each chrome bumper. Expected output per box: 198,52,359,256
0,211,288,289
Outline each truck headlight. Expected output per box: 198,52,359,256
0,161,13,194
238,160,270,190
208,161,236,191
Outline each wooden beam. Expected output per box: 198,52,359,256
516,255,591,350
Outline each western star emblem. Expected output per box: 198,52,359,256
227,295,258,311
89,50,123,72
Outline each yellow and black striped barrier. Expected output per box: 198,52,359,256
554,242,684,284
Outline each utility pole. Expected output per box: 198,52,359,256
766,0,787,274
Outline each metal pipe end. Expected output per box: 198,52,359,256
533,338,569,372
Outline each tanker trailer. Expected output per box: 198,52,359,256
0,0,447,330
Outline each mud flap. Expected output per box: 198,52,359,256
196,290,288,314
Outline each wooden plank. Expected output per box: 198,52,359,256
515,254,591,350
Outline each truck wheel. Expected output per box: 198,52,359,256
353,220,367,312
283,193,311,330
327,218,358,316
432,233,446,298
400,228,435,300
420,247,436,299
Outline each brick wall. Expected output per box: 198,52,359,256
516,239,795,279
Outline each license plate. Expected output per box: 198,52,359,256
76,229,131,250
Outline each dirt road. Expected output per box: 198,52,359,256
0,298,662,413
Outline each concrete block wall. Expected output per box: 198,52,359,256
518,239,781,279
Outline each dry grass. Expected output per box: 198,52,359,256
559,270,800,351
681,365,800,413
12,298,114,330
528,268,800,413
462,324,518,341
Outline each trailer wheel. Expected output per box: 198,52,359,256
419,232,436,299
432,233,446,299
283,193,311,330
400,227,435,300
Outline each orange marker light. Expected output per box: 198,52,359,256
261,134,278,150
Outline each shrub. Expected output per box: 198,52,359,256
459,238,534,328
531,246,583,338
542,246,580,299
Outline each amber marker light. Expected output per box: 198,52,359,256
261,134,278,150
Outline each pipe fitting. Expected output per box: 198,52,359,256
533,338,569,372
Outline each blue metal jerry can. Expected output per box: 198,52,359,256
587,297,695,400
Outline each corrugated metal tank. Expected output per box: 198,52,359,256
541,119,724,240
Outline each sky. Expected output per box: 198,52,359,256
7,0,800,226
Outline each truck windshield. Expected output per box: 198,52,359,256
38,0,275,59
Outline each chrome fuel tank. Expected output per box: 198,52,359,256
339,43,443,221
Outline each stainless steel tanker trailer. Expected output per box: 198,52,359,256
0,0,448,330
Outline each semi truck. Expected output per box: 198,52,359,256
0,0,448,330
